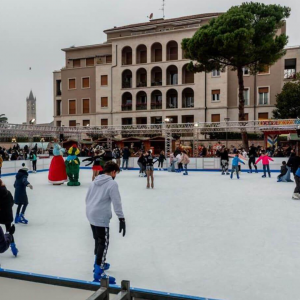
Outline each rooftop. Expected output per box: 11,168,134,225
104,12,222,33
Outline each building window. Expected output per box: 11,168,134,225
211,114,220,123
284,59,296,79
106,55,112,63
165,116,178,123
101,119,108,126
83,120,90,127
182,65,194,84
56,121,61,127
238,88,249,106
56,100,61,116
82,77,90,88
69,120,76,127
136,68,147,87
244,113,249,121
243,67,250,76
73,59,81,68
56,80,62,96
212,90,220,101
212,70,220,77
182,115,194,123
258,87,269,105
101,97,108,108
136,91,147,110
258,65,270,75
101,75,108,86
166,89,178,109
69,100,76,114
122,70,132,88
258,112,269,120
151,90,162,110
122,118,132,125
136,45,147,64
151,67,162,86
167,41,178,61
166,65,178,85
122,47,132,65
182,88,194,108
69,78,76,89
136,117,147,125
151,43,163,62
122,92,132,111
86,58,94,66
151,116,162,124
82,99,90,114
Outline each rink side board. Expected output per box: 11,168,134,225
0,268,223,300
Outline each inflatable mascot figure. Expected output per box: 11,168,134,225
48,141,67,185
65,144,81,186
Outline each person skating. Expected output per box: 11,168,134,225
113,147,122,169
121,147,130,170
158,151,166,171
255,151,274,178
219,147,230,175
145,150,158,188
85,161,125,284
29,151,37,173
181,151,190,175
248,144,258,173
14,163,33,224
0,179,18,256
230,154,245,179
287,151,300,177
83,149,105,181
137,152,146,177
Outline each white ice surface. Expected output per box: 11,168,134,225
0,170,299,300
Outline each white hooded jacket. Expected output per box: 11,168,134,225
86,174,124,227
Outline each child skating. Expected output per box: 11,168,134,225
230,154,245,179
255,151,274,178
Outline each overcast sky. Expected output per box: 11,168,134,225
0,0,299,124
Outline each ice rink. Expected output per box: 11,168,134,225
0,169,300,300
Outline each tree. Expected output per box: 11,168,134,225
182,2,290,149
273,73,300,119
0,114,8,123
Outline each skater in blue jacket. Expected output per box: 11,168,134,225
231,154,245,179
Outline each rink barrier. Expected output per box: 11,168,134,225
1,157,288,176
0,268,223,300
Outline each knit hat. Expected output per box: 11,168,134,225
20,163,29,171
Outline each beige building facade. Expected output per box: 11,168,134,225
53,13,300,128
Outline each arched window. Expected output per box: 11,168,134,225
151,67,162,86
136,44,147,64
151,42,163,62
136,68,147,87
122,92,132,111
151,90,162,110
122,70,132,88
122,46,132,65
166,41,178,61
166,89,178,109
182,64,194,84
166,65,178,85
182,88,194,108
136,91,147,110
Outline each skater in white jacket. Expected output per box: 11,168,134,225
86,161,125,284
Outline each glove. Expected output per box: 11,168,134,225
27,184,33,190
8,225,15,235
119,218,126,237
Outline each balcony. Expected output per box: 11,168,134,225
136,103,147,110
151,102,162,110
121,104,132,111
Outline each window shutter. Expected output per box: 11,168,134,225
101,75,108,86
244,113,249,121
86,58,94,66
83,120,90,126
69,120,76,127
211,114,220,122
258,113,269,120
69,79,76,89
169,47,178,60
140,50,147,63
126,52,132,65
73,59,81,67
185,70,194,84
82,77,90,88
69,100,76,114
106,55,112,63
259,87,269,93
212,90,220,95
101,119,108,126
83,99,89,114
101,97,108,108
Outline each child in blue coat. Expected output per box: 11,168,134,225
231,154,245,179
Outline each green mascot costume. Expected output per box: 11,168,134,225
65,144,81,186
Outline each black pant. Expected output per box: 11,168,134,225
294,176,300,193
248,157,257,171
158,161,164,168
16,204,28,215
178,163,183,170
0,167,1,177
32,161,37,171
5,224,14,243
91,225,109,268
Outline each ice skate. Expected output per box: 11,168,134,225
93,264,116,284
222,172,225,175
146,184,150,189
151,182,154,189
262,175,266,178
226,172,230,175
248,170,252,174
10,243,18,257
19,213,28,224
14,214,20,224
292,193,300,200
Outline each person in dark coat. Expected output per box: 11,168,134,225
0,225,15,254
287,151,300,176
0,179,18,256
121,147,130,170
14,163,33,224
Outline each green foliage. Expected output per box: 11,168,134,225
182,2,290,73
273,73,300,119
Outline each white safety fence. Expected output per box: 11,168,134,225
1,157,288,176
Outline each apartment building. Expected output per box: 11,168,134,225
53,13,300,128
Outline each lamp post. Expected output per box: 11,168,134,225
40,138,45,154
224,117,230,148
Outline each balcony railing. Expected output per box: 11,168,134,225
151,101,162,109
136,103,147,110
151,81,162,86
137,82,147,87
121,104,132,111
122,81,132,88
